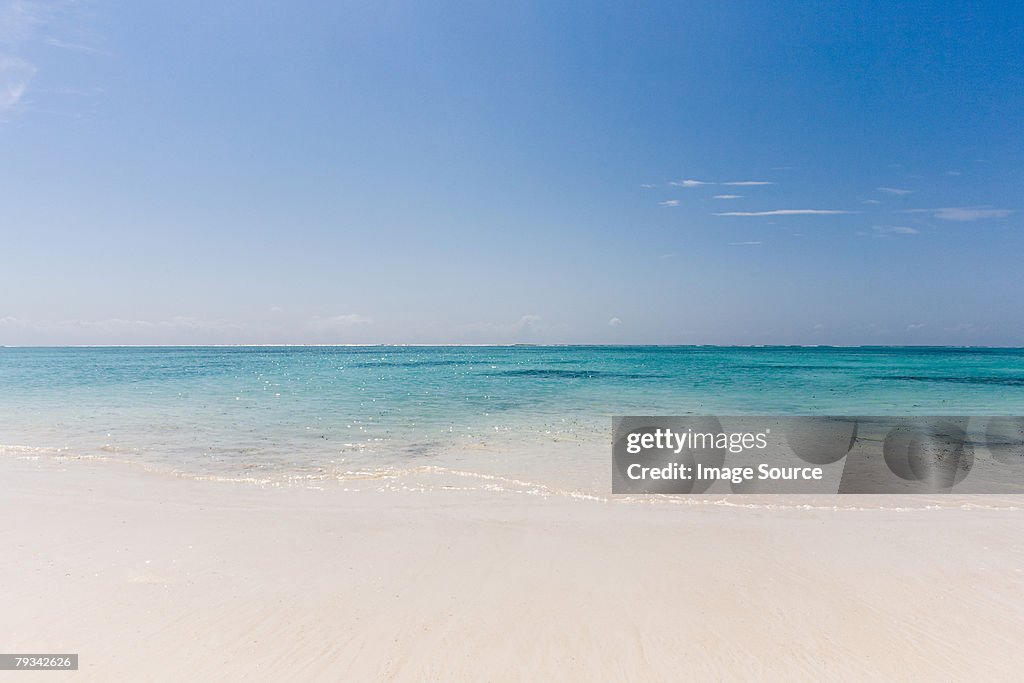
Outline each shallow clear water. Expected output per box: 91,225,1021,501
2,346,1023,489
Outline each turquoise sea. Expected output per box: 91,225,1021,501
2,346,1023,491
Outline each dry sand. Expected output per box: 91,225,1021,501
3,455,1023,681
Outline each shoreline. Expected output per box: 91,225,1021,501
5,344,1024,349
8,448,1024,511
4,455,1023,680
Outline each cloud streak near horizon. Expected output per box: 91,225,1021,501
714,209,855,216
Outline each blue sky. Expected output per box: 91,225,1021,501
1,0,1021,345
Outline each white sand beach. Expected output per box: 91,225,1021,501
3,455,1023,681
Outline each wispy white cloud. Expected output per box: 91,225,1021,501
1,1,44,113
0,315,244,334
608,317,622,327
0,0,105,116
305,314,373,331
903,206,1013,221
715,209,854,217
713,194,742,199
873,225,920,235
877,187,912,195
460,314,544,339
727,241,763,246
0,1,43,44
932,207,1012,221
44,35,112,56
0,55,34,110
671,179,774,187
658,199,680,207
862,199,882,204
